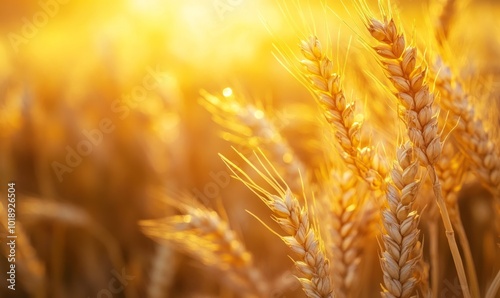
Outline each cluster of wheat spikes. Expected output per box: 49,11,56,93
140,0,500,297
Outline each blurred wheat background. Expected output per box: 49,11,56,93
0,0,499,297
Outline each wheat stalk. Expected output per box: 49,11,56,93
140,202,268,297
435,141,481,297
147,244,175,298
436,0,457,45
0,201,46,298
221,149,333,298
19,197,126,277
300,36,388,191
486,269,500,298
362,11,470,296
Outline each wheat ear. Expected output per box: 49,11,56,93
433,58,500,233
140,203,267,297
328,170,371,298
221,149,333,298
200,90,304,186
379,142,422,297
300,36,388,191
364,15,470,297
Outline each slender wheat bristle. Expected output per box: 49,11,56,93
140,202,268,297
364,12,471,296
221,149,333,298
300,35,388,191
4,1,499,297
379,142,422,298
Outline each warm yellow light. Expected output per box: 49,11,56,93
181,2,215,31
253,109,264,119
129,0,163,13
283,152,293,164
222,87,233,97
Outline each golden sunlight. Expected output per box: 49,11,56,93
0,0,499,298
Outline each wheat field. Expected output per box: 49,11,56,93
0,0,499,297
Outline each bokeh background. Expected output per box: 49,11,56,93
0,0,499,297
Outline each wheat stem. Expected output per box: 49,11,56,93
429,166,470,297
147,245,175,298
436,143,480,297
428,218,440,298
0,201,46,297
436,0,457,45
454,214,480,297
486,270,500,298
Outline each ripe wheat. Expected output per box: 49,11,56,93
222,150,333,298
363,11,470,296
140,200,268,297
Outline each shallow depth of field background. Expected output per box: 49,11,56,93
0,0,499,297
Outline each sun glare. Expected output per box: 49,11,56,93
222,87,233,97
2,1,500,297
129,0,163,13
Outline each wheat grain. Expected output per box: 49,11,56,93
300,36,388,191
327,170,371,298
363,12,470,296
221,149,333,298
200,90,304,187
379,142,422,298
433,59,500,196
140,202,268,297
433,58,500,233
433,59,500,295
